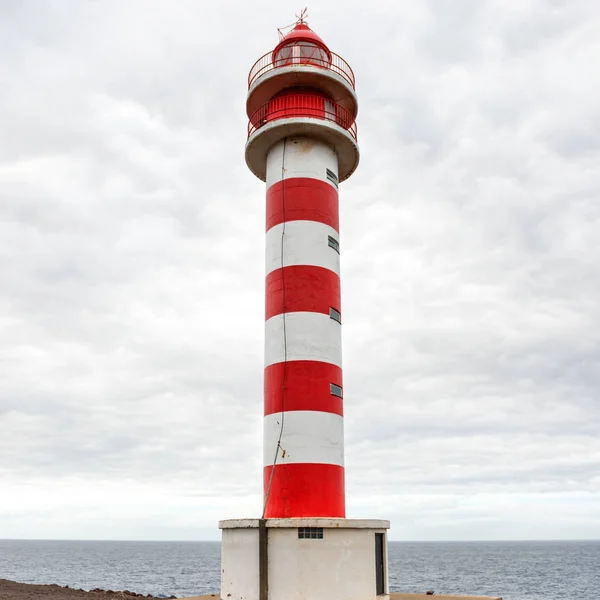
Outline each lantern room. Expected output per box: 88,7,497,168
271,23,332,67
246,21,358,120
245,18,360,183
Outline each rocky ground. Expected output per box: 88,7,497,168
0,580,177,600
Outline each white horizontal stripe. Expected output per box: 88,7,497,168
265,311,342,368
264,410,345,467
266,220,340,276
266,137,339,190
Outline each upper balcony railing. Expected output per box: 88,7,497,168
248,49,356,90
248,94,357,140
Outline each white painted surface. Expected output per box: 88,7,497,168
219,518,391,529
265,220,340,275
263,410,344,467
220,518,261,528
266,518,390,528
268,526,389,600
264,311,342,368
220,520,390,600
246,118,360,183
220,527,259,600
266,137,339,190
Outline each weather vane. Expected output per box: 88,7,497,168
277,8,309,39
296,7,308,24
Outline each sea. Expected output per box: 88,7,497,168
0,540,598,600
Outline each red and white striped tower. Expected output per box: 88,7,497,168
219,14,389,600
246,14,359,520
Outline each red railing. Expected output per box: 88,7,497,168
248,49,355,90
248,94,357,140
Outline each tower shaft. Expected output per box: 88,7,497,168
263,137,345,518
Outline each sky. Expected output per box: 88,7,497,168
1,0,599,542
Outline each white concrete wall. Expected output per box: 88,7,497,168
221,527,259,600
264,221,340,276
220,520,389,600
268,527,388,600
264,311,343,368
263,410,345,467
266,137,338,189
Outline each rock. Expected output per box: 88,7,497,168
426,592,435,596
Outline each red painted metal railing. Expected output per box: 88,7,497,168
248,94,357,140
248,49,355,90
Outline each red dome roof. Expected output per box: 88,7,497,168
273,23,331,58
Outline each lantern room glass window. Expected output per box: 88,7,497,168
298,42,329,63
274,42,330,67
275,45,293,63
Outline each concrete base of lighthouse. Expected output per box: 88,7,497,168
219,518,390,600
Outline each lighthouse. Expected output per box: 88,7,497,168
219,12,390,600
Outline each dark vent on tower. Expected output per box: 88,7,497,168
330,383,343,398
298,527,324,539
328,235,340,253
326,168,339,187
329,307,341,323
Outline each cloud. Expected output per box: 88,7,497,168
1,0,599,541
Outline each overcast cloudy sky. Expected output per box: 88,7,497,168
1,0,599,542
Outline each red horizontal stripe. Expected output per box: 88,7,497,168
266,178,339,232
263,463,345,518
265,265,341,320
264,360,343,416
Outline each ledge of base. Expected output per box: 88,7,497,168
219,517,390,529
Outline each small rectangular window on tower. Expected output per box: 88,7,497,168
326,168,339,187
330,383,343,398
298,527,324,539
328,235,340,253
329,307,341,323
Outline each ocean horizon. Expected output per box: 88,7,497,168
1,539,599,599
3,537,597,542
